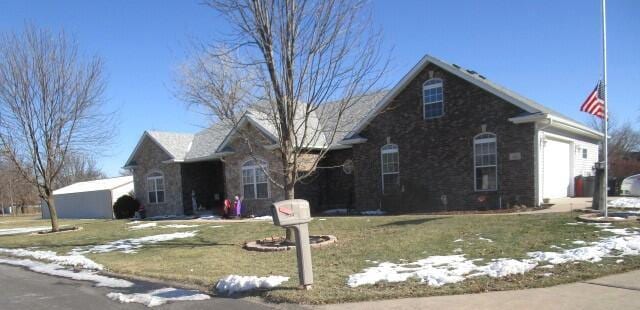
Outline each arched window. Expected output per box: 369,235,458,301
423,78,444,119
147,172,165,204
381,144,399,193
474,133,497,191
242,159,269,199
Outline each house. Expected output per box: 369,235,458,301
124,55,601,217
41,176,134,219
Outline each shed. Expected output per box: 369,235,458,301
41,176,134,219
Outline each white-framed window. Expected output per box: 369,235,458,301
423,78,444,119
582,148,588,159
242,159,269,199
147,172,165,204
381,144,400,193
474,133,497,191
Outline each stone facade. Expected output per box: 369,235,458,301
352,63,536,212
223,124,286,216
131,136,184,217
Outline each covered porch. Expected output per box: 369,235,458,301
180,160,226,216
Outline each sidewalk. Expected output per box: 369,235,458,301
315,270,640,310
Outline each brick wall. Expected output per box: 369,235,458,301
131,136,184,217
353,63,536,212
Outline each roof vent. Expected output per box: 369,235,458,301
452,63,461,69
466,69,477,75
478,74,486,79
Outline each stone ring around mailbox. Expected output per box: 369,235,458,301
270,199,313,290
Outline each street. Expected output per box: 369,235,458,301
0,264,285,310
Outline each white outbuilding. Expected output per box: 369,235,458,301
41,176,134,219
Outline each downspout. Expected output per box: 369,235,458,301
535,118,553,207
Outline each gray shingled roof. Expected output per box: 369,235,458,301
317,91,387,145
146,131,195,160
185,122,233,160
132,96,382,164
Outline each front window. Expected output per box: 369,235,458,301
242,160,269,199
381,144,400,193
423,78,444,119
474,133,497,191
147,172,165,204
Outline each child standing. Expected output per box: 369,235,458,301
234,195,242,218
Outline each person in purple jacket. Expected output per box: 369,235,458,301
234,195,242,218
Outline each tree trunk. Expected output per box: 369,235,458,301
45,196,60,232
284,169,296,243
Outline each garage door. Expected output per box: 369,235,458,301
543,139,571,198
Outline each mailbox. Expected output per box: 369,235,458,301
271,199,311,226
270,199,314,289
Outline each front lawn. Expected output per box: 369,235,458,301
1,213,639,304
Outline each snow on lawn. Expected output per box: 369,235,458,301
0,248,103,270
360,210,387,216
0,226,52,236
609,197,640,209
107,287,210,307
215,275,289,295
163,224,200,228
70,231,198,255
347,226,640,288
478,237,494,243
128,223,157,230
250,216,273,221
0,258,132,287
322,209,348,215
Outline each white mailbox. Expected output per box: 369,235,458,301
271,199,311,226
270,199,314,289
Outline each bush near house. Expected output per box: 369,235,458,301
113,195,139,219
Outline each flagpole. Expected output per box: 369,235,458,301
601,0,609,217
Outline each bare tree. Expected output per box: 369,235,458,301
54,152,107,189
179,0,385,240
0,26,112,231
0,158,39,214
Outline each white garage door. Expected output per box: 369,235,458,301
543,139,571,198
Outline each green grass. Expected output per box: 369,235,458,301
1,213,639,304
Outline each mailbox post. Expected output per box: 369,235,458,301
270,199,313,289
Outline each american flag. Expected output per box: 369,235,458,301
580,81,605,118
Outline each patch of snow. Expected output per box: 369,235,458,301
215,275,289,295
478,237,494,243
322,209,348,215
0,248,103,270
0,258,132,287
163,224,199,228
542,273,553,277
198,215,222,220
616,259,624,263
129,223,157,230
70,231,198,255
0,226,52,236
572,241,586,245
360,210,387,216
566,222,582,226
453,248,463,253
317,218,327,221
538,265,554,269
549,245,563,249
107,287,210,307
127,221,142,225
602,228,635,236
250,216,273,221
593,216,626,220
348,225,640,288
609,197,640,209
453,239,464,243
210,225,224,228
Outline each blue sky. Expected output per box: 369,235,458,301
1,0,638,176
